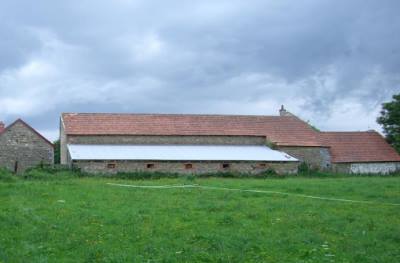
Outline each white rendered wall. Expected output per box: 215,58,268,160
350,162,400,174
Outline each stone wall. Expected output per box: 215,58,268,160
73,160,298,175
332,162,400,174
331,163,350,174
0,121,54,173
60,119,68,165
67,135,266,145
60,129,267,165
278,146,331,170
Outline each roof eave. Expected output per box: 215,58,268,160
332,160,400,164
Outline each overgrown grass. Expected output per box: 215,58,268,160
0,168,16,182
7,164,399,184
20,166,82,180
0,171,399,262
3,165,396,182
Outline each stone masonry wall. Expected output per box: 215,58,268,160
0,121,54,173
278,146,331,170
73,160,298,175
332,162,400,174
60,132,267,165
67,135,266,145
60,119,68,165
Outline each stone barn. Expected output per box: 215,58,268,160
59,109,400,175
0,119,54,173
59,113,313,174
322,132,400,174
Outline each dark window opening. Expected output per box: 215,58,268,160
107,163,116,169
185,163,193,169
222,163,230,169
258,163,267,168
146,163,155,169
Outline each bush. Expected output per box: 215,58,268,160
22,165,81,180
53,139,61,164
22,169,54,180
298,162,323,176
297,162,343,178
257,168,284,178
265,140,278,150
0,168,17,182
35,164,79,174
298,162,311,174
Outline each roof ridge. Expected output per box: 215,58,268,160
61,112,287,118
321,131,378,134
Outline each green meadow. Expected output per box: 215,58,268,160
1,170,400,262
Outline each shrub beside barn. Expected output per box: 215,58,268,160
0,119,54,173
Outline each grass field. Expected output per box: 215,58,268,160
1,172,400,262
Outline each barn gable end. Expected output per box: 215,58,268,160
0,119,54,173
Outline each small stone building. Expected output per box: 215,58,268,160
322,132,400,174
60,109,400,175
0,119,54,173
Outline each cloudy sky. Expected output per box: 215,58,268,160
0,0,399,141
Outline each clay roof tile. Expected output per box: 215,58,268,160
61,113,323,147
321,131,400,163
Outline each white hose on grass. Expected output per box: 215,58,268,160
106,183,400,206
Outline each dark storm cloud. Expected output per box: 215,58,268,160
0,0,399,139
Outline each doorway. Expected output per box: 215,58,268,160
14,160,18,174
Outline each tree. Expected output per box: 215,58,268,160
53,139,61,164
377,93,400,153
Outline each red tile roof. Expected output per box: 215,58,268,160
321,131,400,163
62,113,323,146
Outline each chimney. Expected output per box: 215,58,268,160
279,105,293,116
0,121,5,132
279,105,296,117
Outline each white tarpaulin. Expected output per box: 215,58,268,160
68,144,297,162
